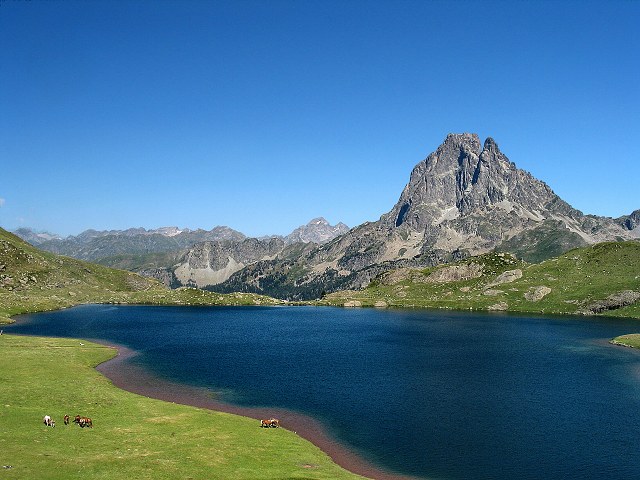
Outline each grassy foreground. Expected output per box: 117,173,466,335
0,334,364,479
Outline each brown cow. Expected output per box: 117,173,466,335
80,417,93,428
63,415,70,425
74,415,93,428
260,418,280,428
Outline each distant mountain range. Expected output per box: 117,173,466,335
13,218,350,282
14,134,639,300
16,225,247,259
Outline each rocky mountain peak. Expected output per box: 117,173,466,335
621,209,640,231
385,133,553,231
12,228,62,246
309,217,329,226
444,132,481,150
483,136,499,153
424,133,481,174
285,217,349,245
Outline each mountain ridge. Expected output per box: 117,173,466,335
13,217,348,264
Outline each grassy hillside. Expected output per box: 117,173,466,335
0,228,282,324
0,334,363,479
321,241,640,319
94,251,181,271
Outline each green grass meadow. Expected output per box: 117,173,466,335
0,334,364,480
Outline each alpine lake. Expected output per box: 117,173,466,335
7,305,640,480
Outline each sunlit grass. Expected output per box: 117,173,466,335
0,334,364,479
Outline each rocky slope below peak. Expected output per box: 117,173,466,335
171,237,287,288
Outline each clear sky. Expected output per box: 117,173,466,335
1,0,638,237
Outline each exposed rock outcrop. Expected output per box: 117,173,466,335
580,290,640,315
344,300,363,307
487,269,523,287
423,263,484,283
173,237,286,288
525,286,552,302
488,302,509,311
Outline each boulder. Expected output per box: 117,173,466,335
525,286,551,302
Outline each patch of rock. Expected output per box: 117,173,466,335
422,263,484,283
525,286,552,302
379,268,414,285
486,269,522,287
580,290,640,315
483,289,503,296
344,300,363,307
488,302,508,311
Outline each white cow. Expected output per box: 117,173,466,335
43,415,55,427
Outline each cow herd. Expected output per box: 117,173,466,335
42,414,93,428
45,413,278,430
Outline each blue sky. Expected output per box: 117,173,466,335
1,0,638,237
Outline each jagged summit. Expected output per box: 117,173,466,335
483,136,498,151
285,217,349,245
384,133,569,235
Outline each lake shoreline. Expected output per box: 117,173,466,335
93,339,417,480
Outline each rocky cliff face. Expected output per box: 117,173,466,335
375,133,629,256
209,133,639,299
173,237,286,287
619,209,640,232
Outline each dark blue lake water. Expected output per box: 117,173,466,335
8,305,640,479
